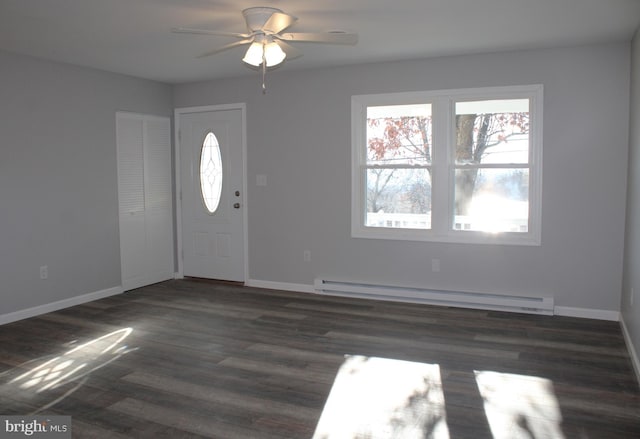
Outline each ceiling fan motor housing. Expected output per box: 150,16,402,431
242,7,283,32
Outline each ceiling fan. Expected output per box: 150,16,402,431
172,6,358,91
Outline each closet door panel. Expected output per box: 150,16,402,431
117,112,173,291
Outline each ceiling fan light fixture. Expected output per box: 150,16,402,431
263,42,286,66
242,40,286,67
242,42,263,66
174,6,358,91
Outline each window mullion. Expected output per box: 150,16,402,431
430,96,452,235
454,163,531,170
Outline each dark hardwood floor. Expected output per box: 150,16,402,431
1,279,638,438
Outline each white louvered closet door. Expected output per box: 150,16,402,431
117,112,173,291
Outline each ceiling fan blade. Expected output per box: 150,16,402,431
263,12,298,34
279,32,358,45
275,40,303,60
196,38,254,58
172,27,250,39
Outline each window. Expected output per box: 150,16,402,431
365,104,433,230
352,85,542,245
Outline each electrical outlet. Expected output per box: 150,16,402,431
40,265,48,280
303,250,311,262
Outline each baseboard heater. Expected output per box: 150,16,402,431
314,278,554,316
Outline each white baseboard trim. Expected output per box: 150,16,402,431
620,316,640,387
553,306,620,321
245,279,315,294
0,286,124,326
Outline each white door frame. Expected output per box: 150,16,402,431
174,103,248,281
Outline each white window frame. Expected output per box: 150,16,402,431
351,85,543,246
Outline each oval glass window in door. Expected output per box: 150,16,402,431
200,132,223,214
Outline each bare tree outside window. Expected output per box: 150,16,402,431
365,104,432,229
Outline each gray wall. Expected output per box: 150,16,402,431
622,30,640,368
0,50,172,315
174,43,630,312
0,42,631,319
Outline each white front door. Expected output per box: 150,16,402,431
178,106,245,281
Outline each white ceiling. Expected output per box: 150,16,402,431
1,0,639,84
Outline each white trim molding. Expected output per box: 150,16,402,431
0,286,123,326
554,306,620,321
245,279,315,294
621,316,640,386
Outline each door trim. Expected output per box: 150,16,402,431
174,103,248,281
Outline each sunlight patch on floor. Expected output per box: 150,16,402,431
1,327,136,413
475,370,565,439
312,355,449,439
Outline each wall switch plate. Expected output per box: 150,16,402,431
303,250,311,262
256,174,267,186
431,258,440,272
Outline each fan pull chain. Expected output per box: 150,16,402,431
261,42,267,94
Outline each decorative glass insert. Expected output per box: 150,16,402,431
200,132,223,214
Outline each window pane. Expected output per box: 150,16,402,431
366,168,431,229
455,99,529,165
453,168,529,233
200,132,223,214
366,104,432,165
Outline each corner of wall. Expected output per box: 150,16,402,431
621,315,640,388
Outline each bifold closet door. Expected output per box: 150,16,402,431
116,112,173,291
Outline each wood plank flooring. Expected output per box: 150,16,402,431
0,279,638,438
